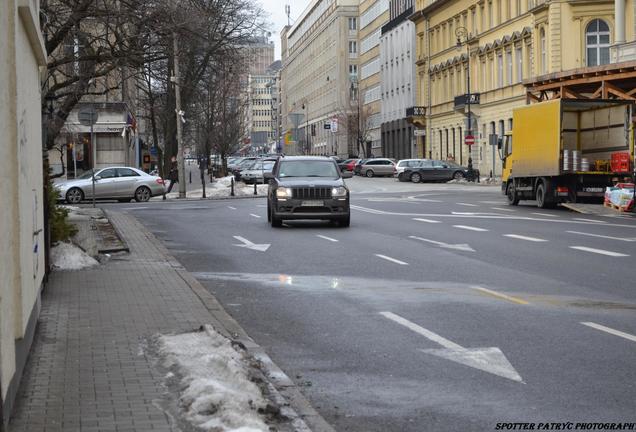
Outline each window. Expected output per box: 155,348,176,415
349,64,358,78
506,49,513,85
99,168,117,179
586,19,610,66
497,52,503,87
349,41,357,54
117,168,139,177
348,17,357,30
515,46,523,82
540,28,547,74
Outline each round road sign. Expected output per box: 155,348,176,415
465,135,475,146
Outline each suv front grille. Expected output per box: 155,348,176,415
292,187,332,199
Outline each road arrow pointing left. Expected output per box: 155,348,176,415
233,236,271,252
380,312,523,383
409,235,475,252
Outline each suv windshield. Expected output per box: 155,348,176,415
278,160,340,178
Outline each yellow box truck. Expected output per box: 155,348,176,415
501,99,634,208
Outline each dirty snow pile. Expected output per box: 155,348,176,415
159,325,269,432
50,242,99,270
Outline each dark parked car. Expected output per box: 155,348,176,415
265,156,352,227
338,158,358,172
403,160,479,183
353,159,368,175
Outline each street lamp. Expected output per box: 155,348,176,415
349,77,361,158
456,26,475,182
302,101,310,155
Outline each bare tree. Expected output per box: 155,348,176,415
335,94,374,158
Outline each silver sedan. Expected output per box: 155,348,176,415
55,167,166,204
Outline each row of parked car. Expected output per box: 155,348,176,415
334,157,478,183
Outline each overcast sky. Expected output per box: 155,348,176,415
258,0,312,59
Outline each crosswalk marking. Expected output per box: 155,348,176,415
504,234,548,242
569,246,629,257
581,322,636,343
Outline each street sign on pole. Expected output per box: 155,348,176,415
465,135,476,146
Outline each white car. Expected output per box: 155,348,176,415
395,159,427,181
241,160,276,184
55,167,166,204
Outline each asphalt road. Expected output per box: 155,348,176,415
108,177,636,432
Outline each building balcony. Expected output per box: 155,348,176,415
611,40,636,63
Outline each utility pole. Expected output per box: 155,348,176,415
173,31,186,198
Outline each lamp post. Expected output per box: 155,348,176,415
455,26,475,182
349,77,361,158
302,101,310,155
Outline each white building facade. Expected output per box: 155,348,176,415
380,0,417,159
0,1,47,428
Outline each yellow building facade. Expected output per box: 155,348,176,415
411,0,635,177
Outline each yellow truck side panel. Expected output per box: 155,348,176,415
510,100,562,178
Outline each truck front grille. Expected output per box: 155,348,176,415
292,187,332,199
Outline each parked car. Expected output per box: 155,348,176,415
353,159,368,175
55,167,165,204
232,157,259,181
265,156,352,227
403,160,479,183
241,159,276,184
359,158,397,177
396,159,427,181
338,158,358,172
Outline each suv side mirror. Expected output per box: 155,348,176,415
342,171,353,179
93,175,102,181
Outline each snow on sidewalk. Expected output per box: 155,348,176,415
158,325,270,432
50,242,99,270
155,176,268,200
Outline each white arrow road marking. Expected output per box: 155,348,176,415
581,322,636,343
375,254,408,265
250,213,261,218
566,231,636,242
453,225,489,232
504,234,548,242
228,206,237,210
317,235,339,242
413,218,442,224
409,235,475,252
233,236,271,252
456,203,479,207
380,312,524,383
569,246,629,257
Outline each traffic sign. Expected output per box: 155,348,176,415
465,135,475,146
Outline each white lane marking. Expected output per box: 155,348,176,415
472,286,529,305
316,235,339,242
453,225,489,232
574,218,606,223
456,203,479,207
492,207,517,212
409,236,475,252
228,206,237,210
566,231,636,242
122,206,149,210
581,322,636,343
380,312,462,349
413,218,442,224
569,246,629,257
480,200,505,204
375,254,409,265
533,212,557,217
249,213,261,219
380,311,524,383
504,234,548,242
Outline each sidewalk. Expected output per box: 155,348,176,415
8,211,330,432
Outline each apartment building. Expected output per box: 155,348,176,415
380,0,417,159
411,0,635,176
1,1,47,429
281,0,360,156
359,0,390,156
248,61,281,153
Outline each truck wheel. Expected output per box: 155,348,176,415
536,183,549,209
507,182,519,206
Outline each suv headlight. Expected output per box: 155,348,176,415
276,187,292,199
332,187,347,198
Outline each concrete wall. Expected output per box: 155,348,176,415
0,0,47,428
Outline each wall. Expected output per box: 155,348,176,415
0,0,47,428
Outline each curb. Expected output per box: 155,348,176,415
109,210,335,432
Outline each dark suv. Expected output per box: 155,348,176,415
265,156,352,227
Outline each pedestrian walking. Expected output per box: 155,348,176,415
165,156,178,194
